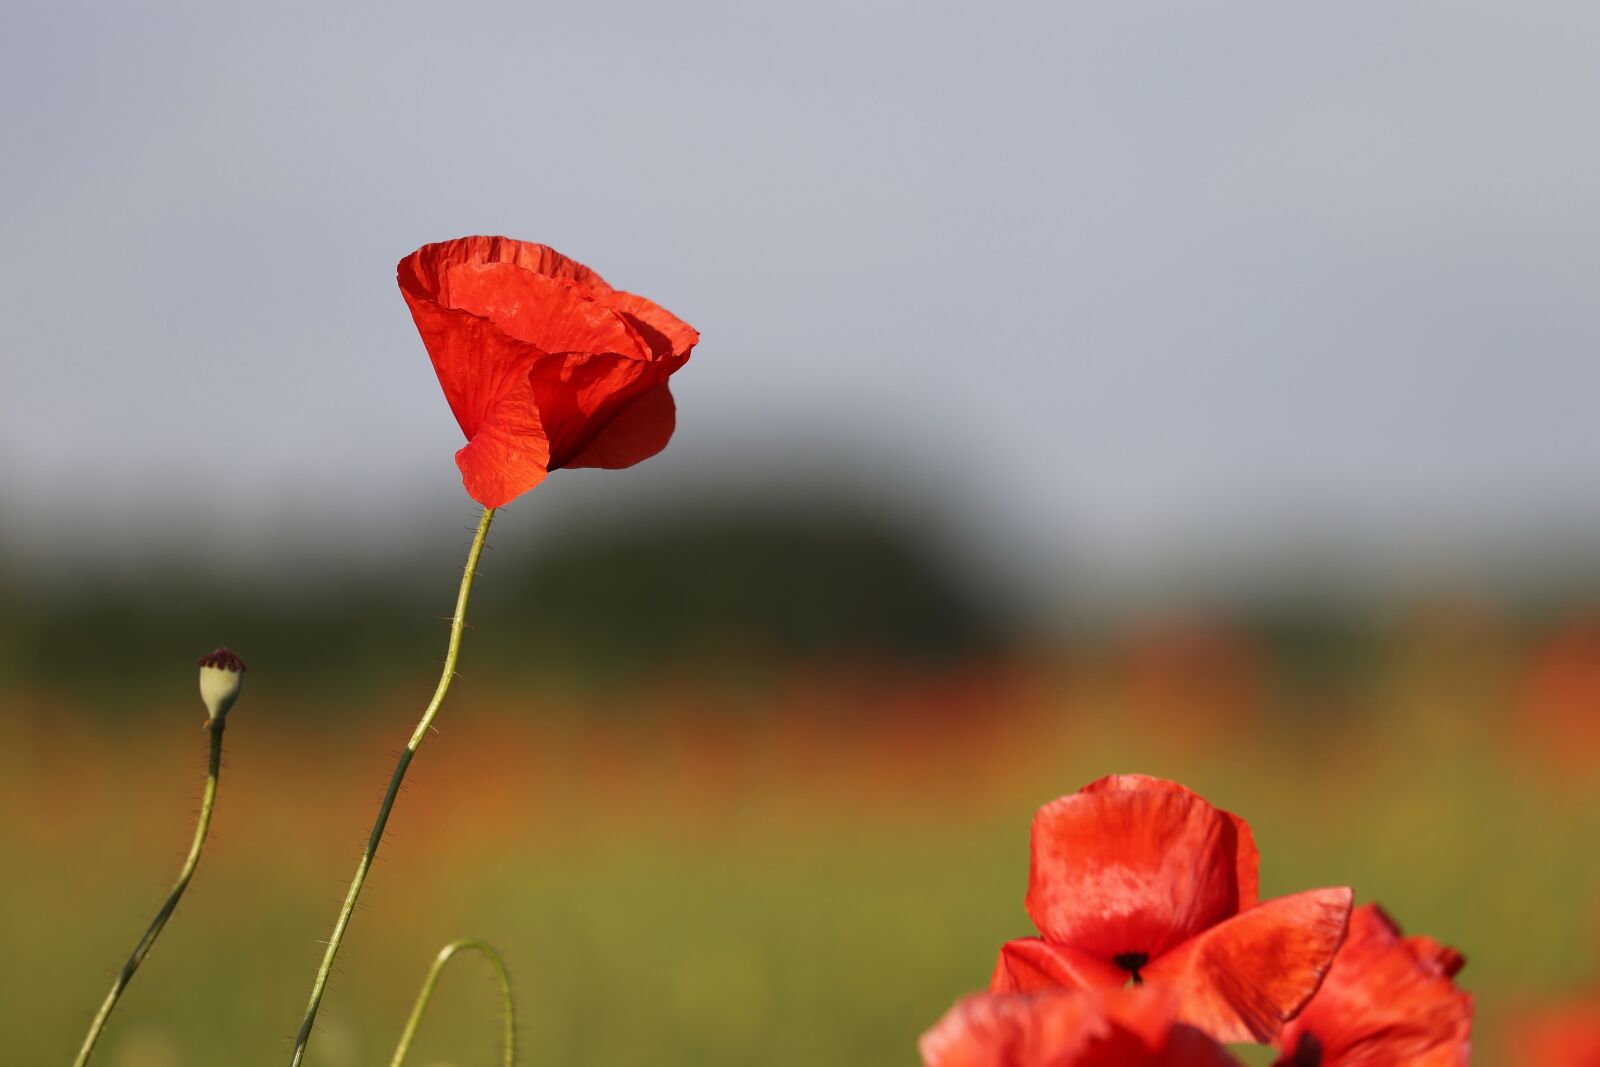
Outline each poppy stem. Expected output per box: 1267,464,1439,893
387,938,516,1067
289,506,496,1067
72,720,226,1067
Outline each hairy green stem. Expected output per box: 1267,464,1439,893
73,721,226,1067
290,506,495,1066
389,938,516,1067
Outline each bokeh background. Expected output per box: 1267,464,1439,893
5,2,1600,1064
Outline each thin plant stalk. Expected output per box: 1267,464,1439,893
290,506,495,1066
388,938,516,1067
72,720,227,1067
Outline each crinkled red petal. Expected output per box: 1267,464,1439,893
443,264,647,360
1078,776,1259,908
921,988,1241,1067
1271,902,1471,1066
565,381,677,470
1141,887,1353,1043
398,293,551,507
604,288,700,360
529,353,677,469
1027,776,1260,962
920,990,1104,1067
451,371,551,508
401,236,610,295
990,938,1129,994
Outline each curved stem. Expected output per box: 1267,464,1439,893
290,506,496,1066
73,721,226,1067
388,938,516,1067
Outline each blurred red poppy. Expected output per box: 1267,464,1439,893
398,236,698,507
920,987,1240,1067
1509,998,1600,1065
990,775,1352,1044
1271,903,1471,1066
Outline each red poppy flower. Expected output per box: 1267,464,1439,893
990,775,1352,1044
398,236,698,507
1509,998,1600,1065
920,988,1241,1067
1271,903,1471,1066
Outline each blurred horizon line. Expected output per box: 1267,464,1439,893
6,462,1600,616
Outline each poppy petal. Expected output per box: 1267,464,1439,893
1404,934,1467,980
921,989,1242,1067
400,235,647,383
1027,776,1260,962
1141,887,1354,1043
1078,776,1259,909
529,353,675,469
442,264,648,359
1095,987,1241,1064
920,990,1103,1067
402,235,611,294
990,938,1130,994
453,371,551,508
605,289,700,360
1271,903,1472,1067
565,381,677,470
399,294,552,506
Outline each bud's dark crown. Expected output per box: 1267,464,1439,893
197,647,246,672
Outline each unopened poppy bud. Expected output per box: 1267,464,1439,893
197,647,245,726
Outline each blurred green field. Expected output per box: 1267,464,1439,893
5,613,1600,1066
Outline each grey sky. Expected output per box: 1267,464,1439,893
3,1,1599,579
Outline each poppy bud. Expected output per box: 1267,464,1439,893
197,647,246,726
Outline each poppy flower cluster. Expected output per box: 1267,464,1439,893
922,775,1475,1066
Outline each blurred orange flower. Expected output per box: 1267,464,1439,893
1271,903,1471,1066
920,987,1240,1066
1517,611,1600,775
1509,998,1600,1065
398,236,697,507
990,775,1352,1043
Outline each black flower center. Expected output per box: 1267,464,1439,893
1112,952,1149,984
1290,1033,1324,1067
